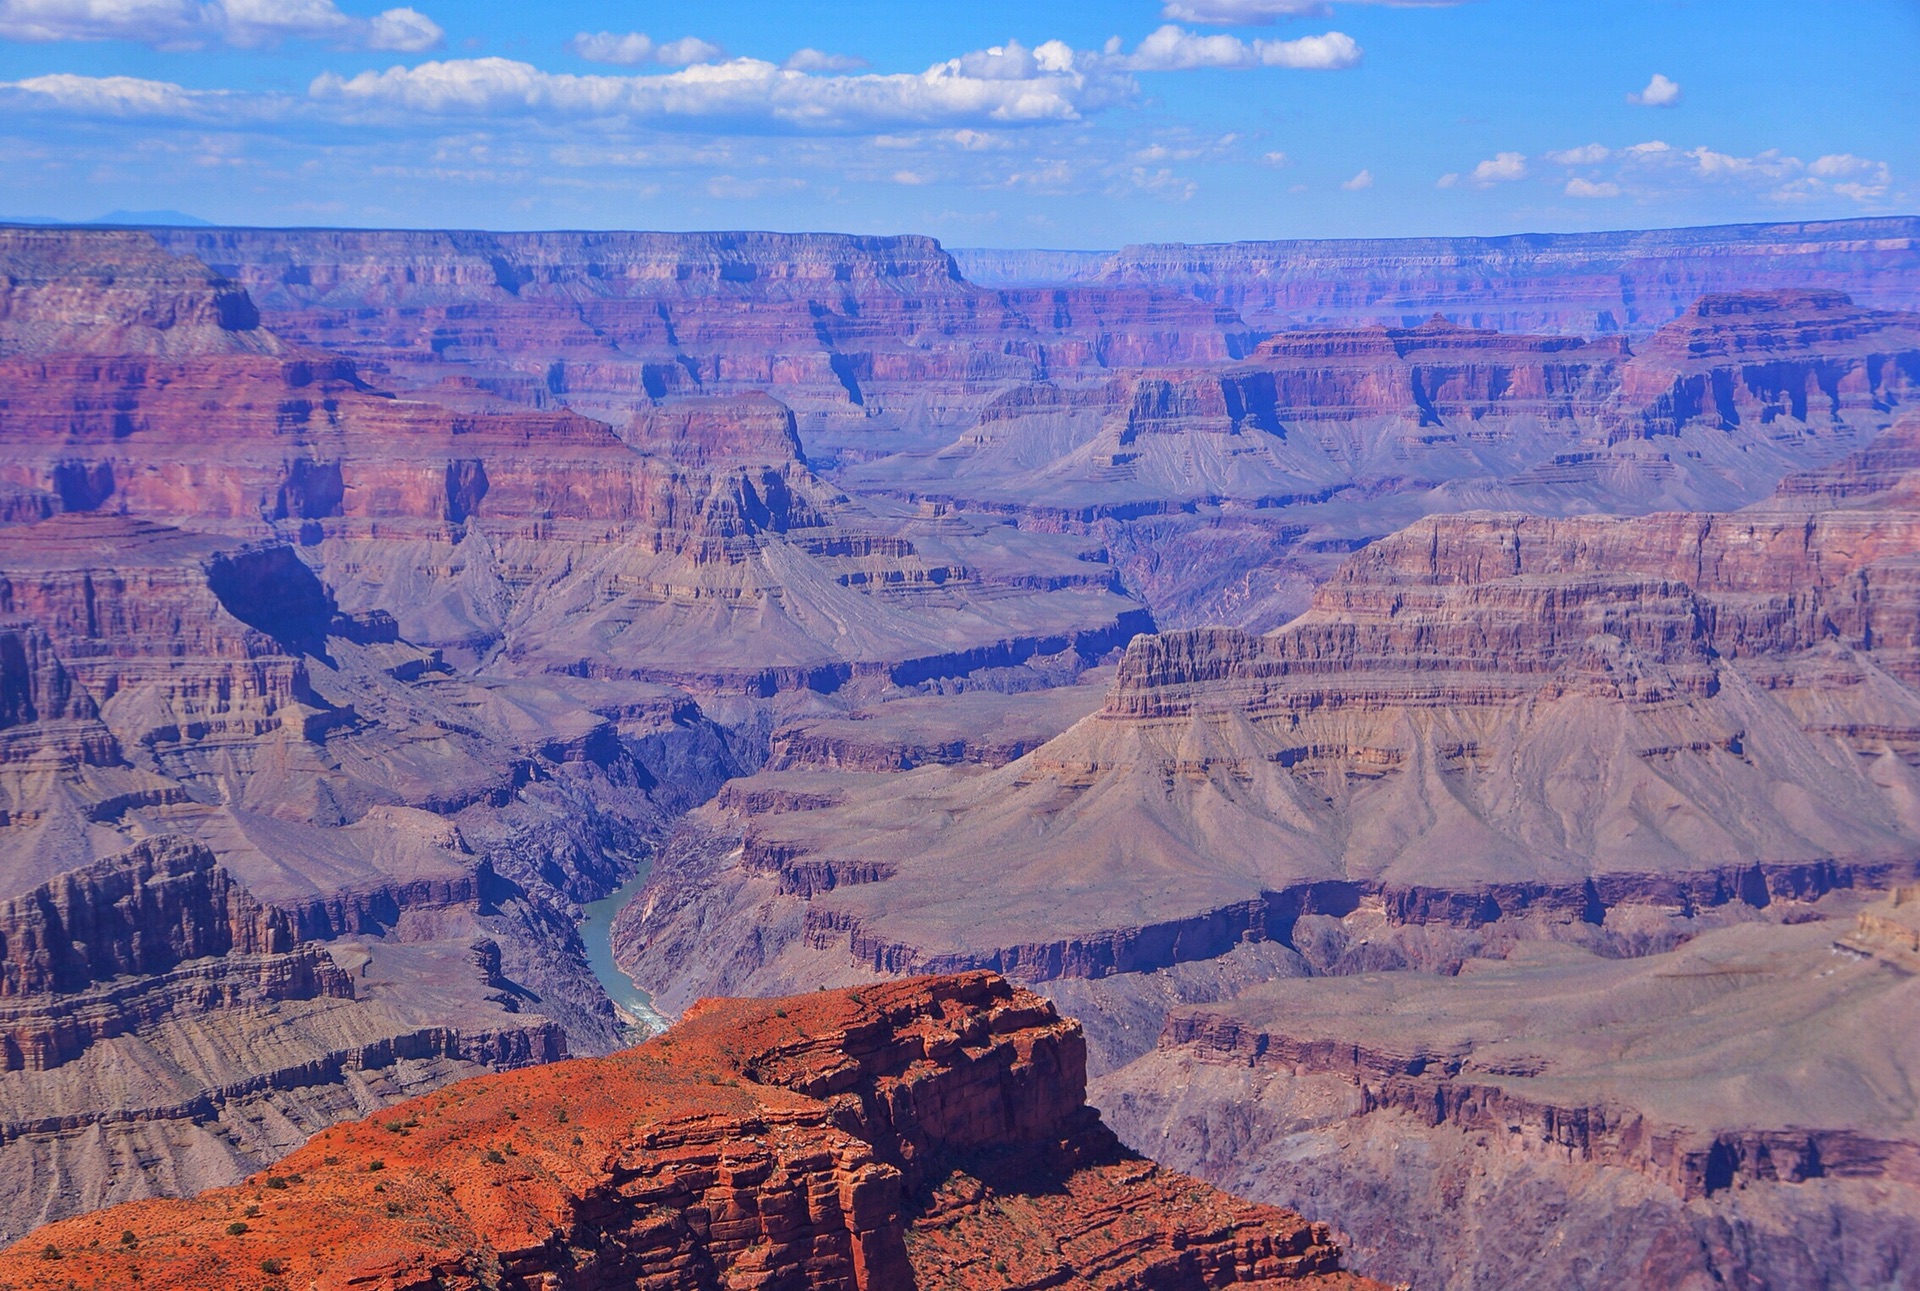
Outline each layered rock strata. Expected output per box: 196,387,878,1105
621,419,1920,1032
1095,911,1920,1288
1045,217,1920,334
0,836,565,1242
0,973,1381,1291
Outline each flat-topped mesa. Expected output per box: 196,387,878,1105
0,227,276,359
1617,288,1920,442
131,228,1277,429
0,973,1379,1291
1089,217,1920,334
623,429,1920,1010
1107,470,1920,718
623,392,809,467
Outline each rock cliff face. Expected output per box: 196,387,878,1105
100,225,1920,635
1095,911,1920,1289
1080,217,1920,334
0,836,566,1242
8,216,1920,1284
841,288,1920,627
624,418,1920,1026
0,226,1163,1237
0,974,1382,1291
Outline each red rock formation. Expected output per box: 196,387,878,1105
1615,289,1920,441
0,973,1380,1291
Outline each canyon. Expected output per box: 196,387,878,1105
1,214,1918,1286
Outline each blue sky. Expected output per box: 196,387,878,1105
0,0,1913,245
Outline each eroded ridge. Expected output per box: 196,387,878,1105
0,972,1381,1291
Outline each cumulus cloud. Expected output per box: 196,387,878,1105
1608,139,1895,205
0,0,442,50
1162,0,1465,23
1435,171,1457,188
1564,177,1619,198
308,28,1359,134
0,70,227,115
1544,143,1609,166
1470,150,1526,183
1341,167,1372,189
784,48,868,73
310,40,1134,132
1262,149,1289,166
1122,23,1361,70
1628,72,1681,107
571,31,724,67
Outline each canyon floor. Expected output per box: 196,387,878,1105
1,216,1918,1288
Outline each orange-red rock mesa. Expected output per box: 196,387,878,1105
0,973,1383,1291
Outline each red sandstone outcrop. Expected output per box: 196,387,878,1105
0,973,1380,1291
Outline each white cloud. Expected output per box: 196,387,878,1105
1162,0,1465,23
1257,30,1361,68
1627,72,1681,107
0,70,225,115
784,48,867,73
365,6,437,52
1564,177,1619,198
310,41,1134,132
0,0,442,50
1435,171,1457,188
1121,23,1361,70
1261,149,1289,166
1471,150,1526,183
1612,139,1894,206
1544,143,1608,166
1341,167,1372,189
655,37,724,67
1809,153,1878,179
569,31,653,65
571,32,723,67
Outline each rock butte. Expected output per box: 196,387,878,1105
0,973,1382,1291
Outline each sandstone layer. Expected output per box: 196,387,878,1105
954,217,1920,335
622,417,1920,1030
1095,908,1920,1289
0,225,1162,1236
0,973,1382,1291
96,224,1920,634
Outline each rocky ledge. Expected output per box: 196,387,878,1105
0,972,1381,1291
